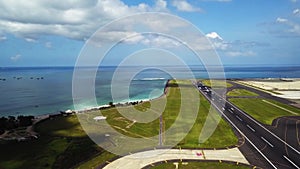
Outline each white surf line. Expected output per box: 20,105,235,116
262,100,298,115
197,89,278,169
236,115,243,122
246,124,255,132
283,155,300,169
261,137,274,148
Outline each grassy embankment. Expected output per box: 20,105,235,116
226,88,300,125
201,79,233,88
151,161,251,169
229,98,300,125
78,80,239,167
227,89,258,97
80,80,238,149
0,115,115,169
0,80,239,169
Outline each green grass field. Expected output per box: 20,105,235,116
227,89,258,97
0,115,115,169
79,80,238,149
77,80,238,167
201,79,233,88
151,161,251,169
0,80,239,169
229,98,300,125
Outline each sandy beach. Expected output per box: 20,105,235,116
237,78,300,106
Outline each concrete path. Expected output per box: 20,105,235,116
103,148,249,169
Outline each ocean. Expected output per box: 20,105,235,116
0,65,299,117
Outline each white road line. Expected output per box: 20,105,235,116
226,100,300,155
228,109,234,114
261,137,274,148
283,155,300,169
236,115,243,122
197,89,278,169
262,100,298,115
247,124,255,132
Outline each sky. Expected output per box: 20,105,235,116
0,0,300,67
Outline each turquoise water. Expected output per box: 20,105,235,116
0,66,299,117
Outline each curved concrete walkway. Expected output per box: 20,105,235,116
103,148,249,169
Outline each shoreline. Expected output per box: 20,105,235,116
1,78,300,118
237,78,300,99
0,80,172,140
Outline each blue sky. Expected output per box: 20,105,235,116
0,0,299,66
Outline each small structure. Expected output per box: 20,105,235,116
93,116,107,121
65,109,74,114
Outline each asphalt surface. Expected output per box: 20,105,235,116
194,81,300,169
228,81,295,105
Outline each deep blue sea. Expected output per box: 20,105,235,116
0,65,299,117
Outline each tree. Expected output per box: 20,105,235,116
18,115,34,127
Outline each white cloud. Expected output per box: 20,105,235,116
288,23,300,35
155,0,167,10
276,17,288,23
45,42,52,48
0,0,169,41
172,0,202,12
293,8,300,15
205,32,228,50
215,0,231,1
0,36,7,41
226,51,256,57
205,31,264,54
205,32,223,40
291,0,298,2
10,54,21,61
120,33,181,48
25,38,37,43
275,17,300,36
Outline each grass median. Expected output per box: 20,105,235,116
229,98,300,125
201,79,233,88
227,89,258,97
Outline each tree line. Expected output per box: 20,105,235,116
0,115,34,134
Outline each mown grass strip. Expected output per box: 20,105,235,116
229,98,300,125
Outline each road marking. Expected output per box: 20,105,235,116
246,124,255,132
262,100,298,115
202,83,300,154
283,155,300,169
228,109,234,114
261,137,274,148
197,88,278,169
225,98,300,155
236,115,243,122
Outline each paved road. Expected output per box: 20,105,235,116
230,81,295,105
269,116,300,155
195,82,300,169
102,148,248,169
